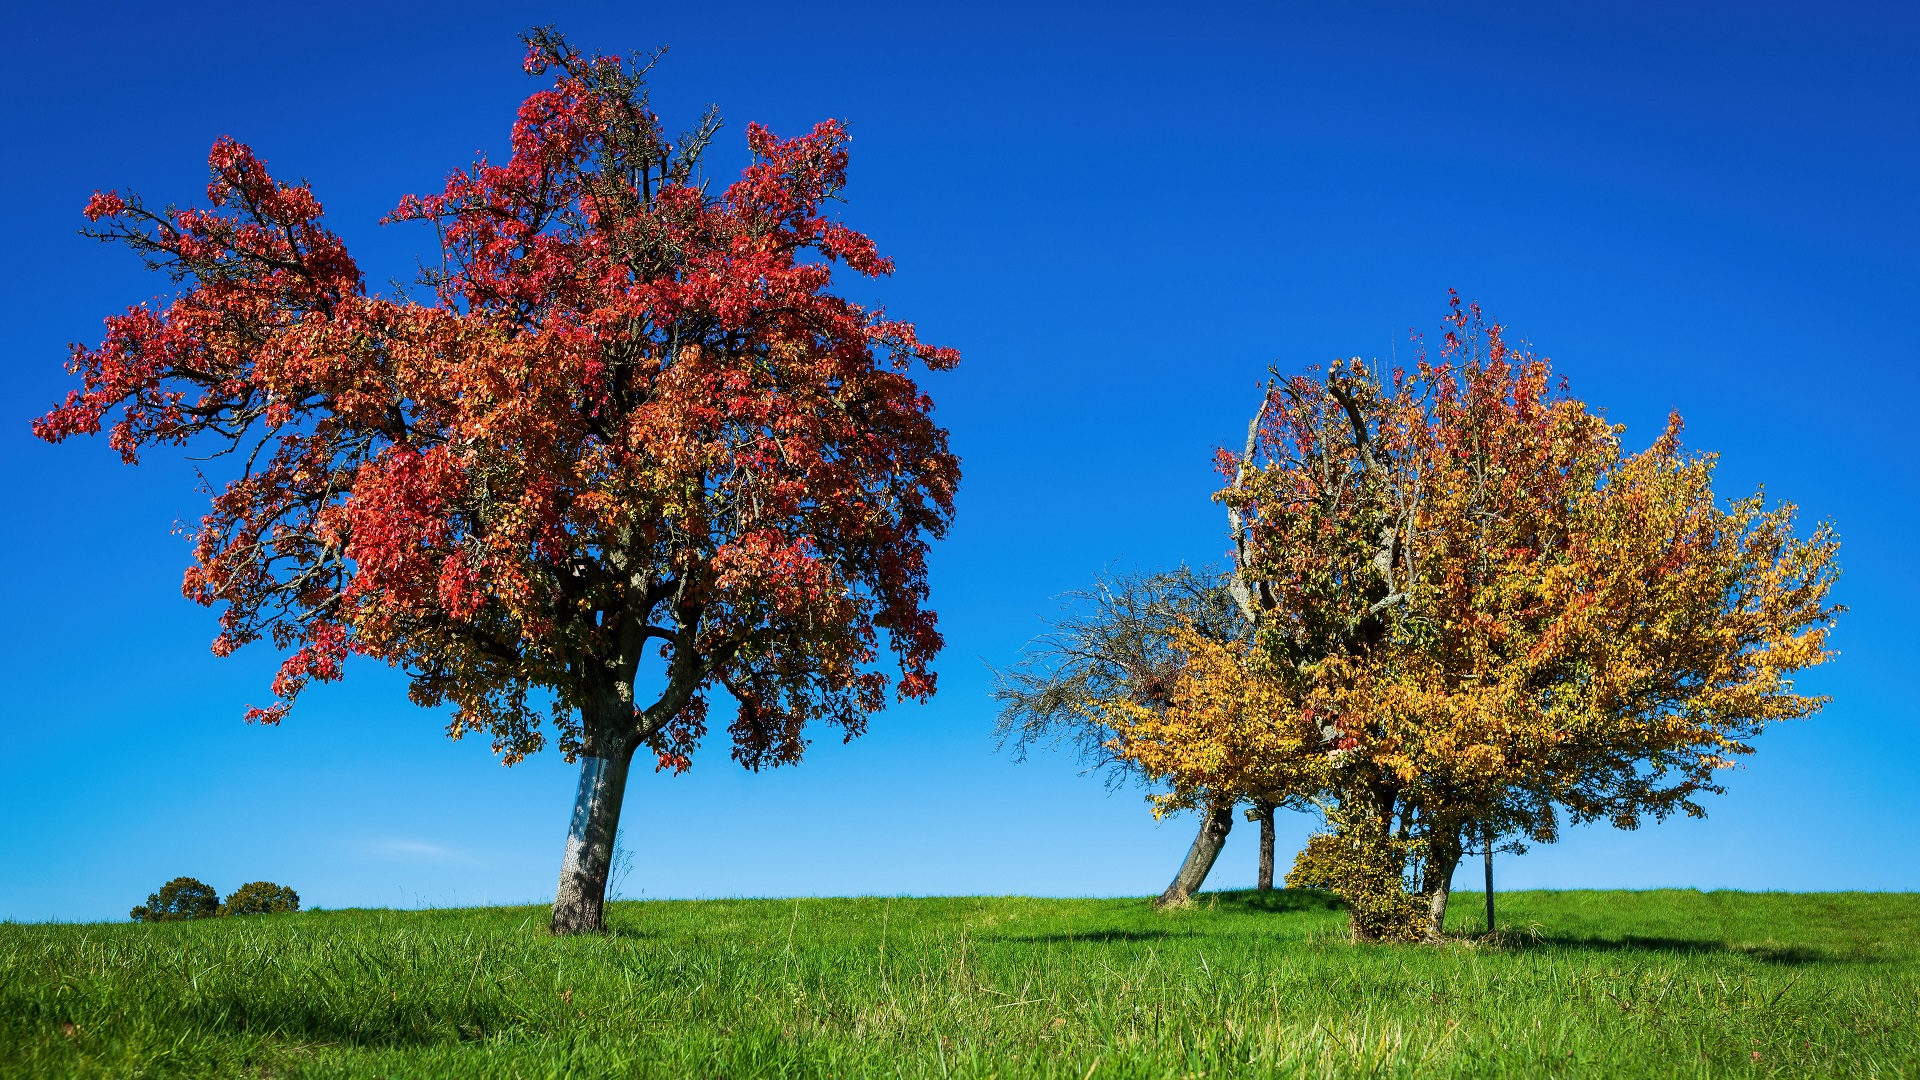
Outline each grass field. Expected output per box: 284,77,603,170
3,889,1916,1078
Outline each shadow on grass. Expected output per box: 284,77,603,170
992,891,1342,945
1205,889,1344,915
1518,934,1834,965
168,1001,516,1049
995,928,1196,944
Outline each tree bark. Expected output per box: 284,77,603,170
1421,833,1462,942
1157,798,1234,907
1255,802,1276,891
551,745,635,934
1483,835,1495,935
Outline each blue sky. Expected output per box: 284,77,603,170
3,1,1915,921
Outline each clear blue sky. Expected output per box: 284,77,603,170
3,1,1914,921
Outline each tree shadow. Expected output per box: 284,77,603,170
177,1000,518,1049
1205,889,1345,915
991,890,1342,944
1514,934,1835,966
994,929,1194,945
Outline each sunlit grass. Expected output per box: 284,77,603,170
3,889,1915,1077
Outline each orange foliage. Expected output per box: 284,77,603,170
1102,298,1841,939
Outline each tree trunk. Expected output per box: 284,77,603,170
551,746,635,934
1256,802,1276,891
1157,798,1234,907
1421,833,1462,942
1483,836,1495,935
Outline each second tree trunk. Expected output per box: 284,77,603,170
1421,834,1462,942
1255,802,1276,891
1158,798,1235,907
1483,838,1495,935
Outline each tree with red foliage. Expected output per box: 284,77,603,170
34,29,960,933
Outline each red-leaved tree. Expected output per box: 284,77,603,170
34,29,960,933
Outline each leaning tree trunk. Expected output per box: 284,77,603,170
551,743,637,934
1157,798,1235,907
1420,832,1463,942
1255,802,1276,891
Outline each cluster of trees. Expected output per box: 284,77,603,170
130,877,299,921
1001,298,1839,941
37,26,1838,943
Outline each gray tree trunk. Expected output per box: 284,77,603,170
551,746,635,934
1256,803,1276,891
1421,834,1462,942
1483,838,1495,935
1157,798,1234,907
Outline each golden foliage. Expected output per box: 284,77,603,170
1091,628,1325,820
1103,299,1841,939
1286,831,1428,942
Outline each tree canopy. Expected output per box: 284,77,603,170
1098,298,1841,939
37,28,960,933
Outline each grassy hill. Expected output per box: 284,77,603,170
3,889,1916,1078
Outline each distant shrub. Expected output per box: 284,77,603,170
220,881,300,917
129,877,220,922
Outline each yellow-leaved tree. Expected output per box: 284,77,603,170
1100,298,1841,941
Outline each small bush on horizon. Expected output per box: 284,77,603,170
128,877,218,922
220,881,298,917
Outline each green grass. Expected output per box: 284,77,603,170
3,890,1916,1078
